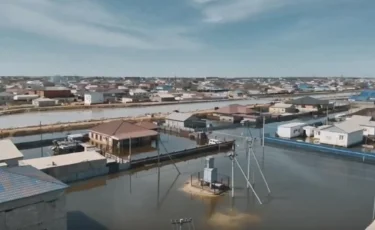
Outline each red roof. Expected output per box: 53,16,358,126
90,120,158,140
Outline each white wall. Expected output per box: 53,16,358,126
84,93,104,105
319,130,363,147
165,120,185,128
362,126,375,136
347,130,364,147
319,131,348,147
277,126,303,138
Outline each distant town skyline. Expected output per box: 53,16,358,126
0,0,374,77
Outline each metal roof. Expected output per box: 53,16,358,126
325,121,363,133
90,120,158,140
0,166,67,204
166,112,194,122
0,139,24,162
288,96,329,105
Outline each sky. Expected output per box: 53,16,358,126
0,0,375,77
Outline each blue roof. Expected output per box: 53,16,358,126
0,166,68,204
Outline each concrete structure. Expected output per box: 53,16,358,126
32,98,57,107
89,120,158,154
0,140,24,167
0,92,14,105
37,87,71,98
316,122,364,147
84,92,104,105
269,103,296,114
277,122,306,138
0,166,68,230
165,112,204,129
19,151,108,183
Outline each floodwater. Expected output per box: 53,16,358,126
65,126,375,230
0,92,352,128
19,132,197,160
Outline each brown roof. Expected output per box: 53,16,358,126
216,104,255,115
90,120,158,140
135,121,158,130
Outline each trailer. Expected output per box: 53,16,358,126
277,122,306,138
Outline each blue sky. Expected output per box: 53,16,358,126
0,0,374,77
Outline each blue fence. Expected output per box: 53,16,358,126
264,136,375,163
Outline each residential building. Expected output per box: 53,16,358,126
37,87,71,98
165,113,205,129
287,96,330,112
32,98,57,107
84,92,104,105
269,103,296,114
229,90,245,98
349,90,375,102
214,104,257,122
0,92,13,105
89,120,158,154
0,166,68,230
151,93,175,102
316,121,363,147
129,88,149,97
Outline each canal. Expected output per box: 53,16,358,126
65,128,375,230
0,92,352,128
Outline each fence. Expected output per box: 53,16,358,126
190,171,230,195
264,135,375,163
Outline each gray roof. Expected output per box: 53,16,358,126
0,139,24,162
325,121,363,133
0,166,67,204
166,112,194,121
288,96,329,105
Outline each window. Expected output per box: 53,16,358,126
339,135,344,140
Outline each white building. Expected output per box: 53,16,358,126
317,122,363,147
32,98,57,107
0,166,68,230
269,103,296,114
129,88,149,97
277,122,306,138
84,92,104,105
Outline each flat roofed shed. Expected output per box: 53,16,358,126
90,120,158,140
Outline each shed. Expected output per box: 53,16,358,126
277,122,306,138
318,121,364,147
302,126,315,137
0,166,68,230
0,139,24,167
32,98,57,107
165,112,204,129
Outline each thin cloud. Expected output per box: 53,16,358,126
193,0,310,23
0,0,202,50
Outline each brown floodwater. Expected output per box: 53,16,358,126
65,127,375,230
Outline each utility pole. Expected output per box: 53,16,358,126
40,121,43,157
